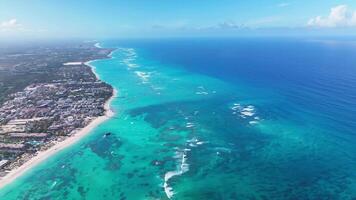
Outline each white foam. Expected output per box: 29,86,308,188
242,107,254,112
164,173,176,198
195,86,212,95
94,42,102,48
119,48,140,69
189,143,197,147
186,122,195,128
231,103,260,119
163,150,189,199
241,111,254,117
163,136,207,198
50,181,57,189
127,63,139,68
135,71,151,83
242,106,255,114
187,137,206,147
249,121,259,125
231,106,240,111
187,138,198,143
231,104,241,111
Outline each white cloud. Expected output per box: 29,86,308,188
0,19,22,31
247,16,281,27
193,21,246,31
217,21,242,29
308,5,356,27
277,3,290,8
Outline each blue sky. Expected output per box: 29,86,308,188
1,0,356,39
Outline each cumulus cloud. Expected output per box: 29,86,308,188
0,19,22,31
308,5,356,27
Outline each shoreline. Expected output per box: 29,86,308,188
0,45,117,190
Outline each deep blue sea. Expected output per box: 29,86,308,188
1,37,356,199
115,37,356,135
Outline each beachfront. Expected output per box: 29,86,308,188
0,43,116,189
0,94,115,189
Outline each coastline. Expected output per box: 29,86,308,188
0,46,117,190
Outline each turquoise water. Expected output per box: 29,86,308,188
1,38,356,199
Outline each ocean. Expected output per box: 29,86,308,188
1,37,356,199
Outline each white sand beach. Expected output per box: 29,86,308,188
63,62,83,66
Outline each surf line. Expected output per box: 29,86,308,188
163,150,189,199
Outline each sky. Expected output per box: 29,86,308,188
1,0,356,39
